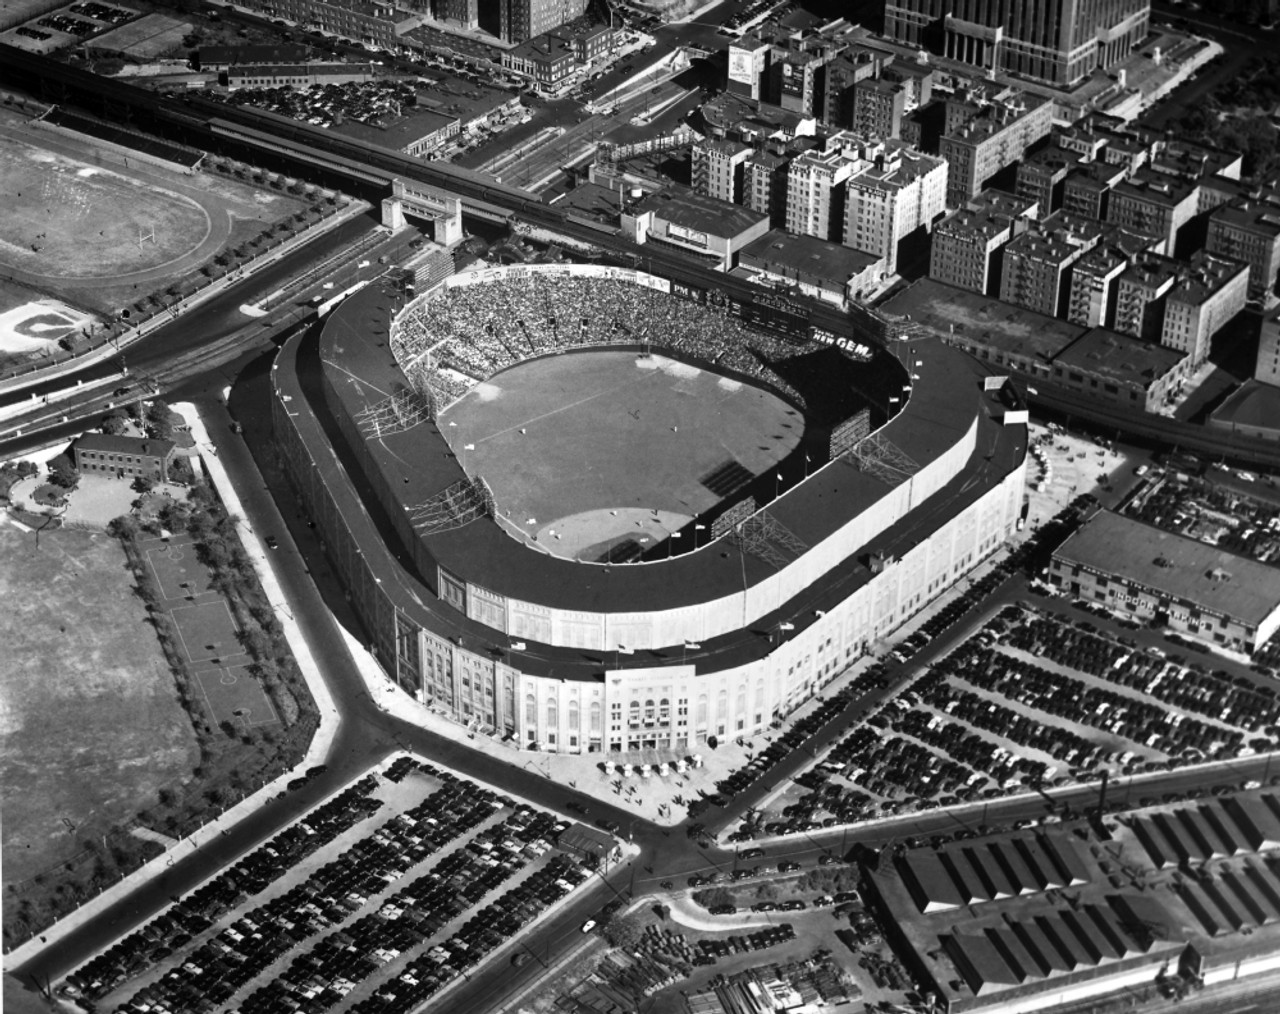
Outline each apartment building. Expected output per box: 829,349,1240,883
939,88,1053,206
785,142,861,241
999,212,1104,318
1105,168,1200,255
1061,160,1128,221
1014,146,1079,217
843,142,946,274
743,149,792,228
1161,252,1249,365
1113,253,1182,341
928,189,1037,295
1205,200,1280,299
691,139,753,204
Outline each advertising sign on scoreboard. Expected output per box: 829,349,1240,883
810,326,874,360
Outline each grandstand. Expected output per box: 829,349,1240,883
389,266,873,424
273,264,1029,755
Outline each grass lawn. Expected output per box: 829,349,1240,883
0,527,198,913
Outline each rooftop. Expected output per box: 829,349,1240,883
1211,379,1280,436
1004,211,1105,265
1119,252,1182,289
1064,160,1129,192
740,229,882,284
634,185,769,239
198,43,309,65
1055,328,1186,387
1151,138,1242,181
1019,144,1080,175
74,432,175,457
881,278,1084,364
935,204,1020,242
699,92,812,142
966,187,1038,218
1211,199,1280,238
330,103,458,150
848,144,944,191
872,793,1280,1010
1056,510,1280,624
1168,252,1249,306
1112,167,1198,207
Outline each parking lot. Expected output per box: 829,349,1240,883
740,594,1279,844
64,755,607,1013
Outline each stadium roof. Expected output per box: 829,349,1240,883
291,282,1025,679
1054,511,1280,625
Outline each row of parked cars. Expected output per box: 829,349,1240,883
64,775,386,1003
68,761,599,1014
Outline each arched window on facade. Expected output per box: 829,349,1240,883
590,700,602,733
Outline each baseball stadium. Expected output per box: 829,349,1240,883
271,264,1028,754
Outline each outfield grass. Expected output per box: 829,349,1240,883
0,527,198,892
439,351,803,538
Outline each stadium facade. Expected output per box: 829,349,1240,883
271,264,1028,754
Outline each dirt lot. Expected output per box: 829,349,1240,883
0,526,197,934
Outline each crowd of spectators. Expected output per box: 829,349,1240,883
394,275,859,417
69,761,600,1014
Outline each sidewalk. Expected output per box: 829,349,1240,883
665,892,771,932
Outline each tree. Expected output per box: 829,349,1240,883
101,408,130,435
602,911,644,950
48,460,79,490
132,475,155,495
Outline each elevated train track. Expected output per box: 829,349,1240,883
7,43,1280,470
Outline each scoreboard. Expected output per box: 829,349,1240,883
733,291,810,340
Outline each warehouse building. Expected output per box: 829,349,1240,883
1050,510,1280,653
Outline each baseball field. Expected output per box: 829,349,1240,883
438,350,804,559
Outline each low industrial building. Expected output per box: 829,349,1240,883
225,62,375,90
1050,510,1280,652
871,792,1280,1012
737,229,884,307
885,279,1193,411
1049,327,1188,413
621,186,771,270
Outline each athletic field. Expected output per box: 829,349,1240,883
0,136,210,279
438,351,803,560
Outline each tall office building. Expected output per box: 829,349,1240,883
885,0,1149,89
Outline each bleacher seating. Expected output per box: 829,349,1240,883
391,274,856,416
